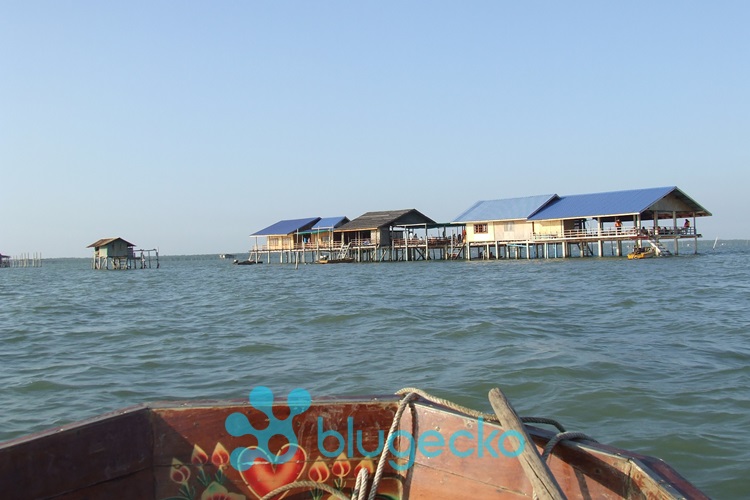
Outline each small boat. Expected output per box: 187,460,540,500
233,259,261,265
627,247,655,259
0,387,707,499
220,254,236,259
318,254,355,264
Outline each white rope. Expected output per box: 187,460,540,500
396,387,499,421
352,468,370,500
367,391,419,500
256,387,594,500
258,480,350,500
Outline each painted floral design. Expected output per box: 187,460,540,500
331,452,351,490
307,456,331,500
212,443,231,468
308,456,331,484
192,445,209,465
200,482,245,500
164,444,401,500
163,443,242,500
354,458,374,477
331,452,352,478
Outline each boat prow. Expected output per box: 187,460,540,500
0,387,707,499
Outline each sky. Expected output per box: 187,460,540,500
1,2,748,258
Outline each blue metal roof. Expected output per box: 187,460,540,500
452,194,557,223
251,217,321,236
311,216,349,230
528,186,677,221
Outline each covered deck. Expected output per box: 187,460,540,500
462,186,710,260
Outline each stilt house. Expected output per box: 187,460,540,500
88,237,137,270
334,209,438,261
453,194,556,246
250,218,321,252
453,186,711,259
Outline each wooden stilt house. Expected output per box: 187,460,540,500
88,237,159,269
528,186,711,257
249,217,321,264
452,195,557,260
452,186,711,259
334,209,441,262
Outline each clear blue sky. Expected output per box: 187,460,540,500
2,2,748,257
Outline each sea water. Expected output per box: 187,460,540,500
1,241,748,498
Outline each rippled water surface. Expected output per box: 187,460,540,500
1,241,749,498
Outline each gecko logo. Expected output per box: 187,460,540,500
225,386,311,471
225,386,525,473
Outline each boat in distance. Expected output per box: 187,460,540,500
233,259,262,265
318,254,355,264
627,247,656,260
0,387,707,499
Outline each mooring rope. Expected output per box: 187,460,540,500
541,431,597,462
396,388,570,433
521,416,567,433
367,391,419,500
351,468,370,500
396,387,499,420
258,481,350,500
256,388,595,500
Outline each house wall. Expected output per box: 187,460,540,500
307,230,344,246
534,220,564,237
309,232,329,246
466,222,495,242
376,228,389,245
100,240,131,258
466,220,535,242
492,220,534,240
267,236,295,251
336,229,388,245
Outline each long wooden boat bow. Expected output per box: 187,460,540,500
0,386,708,499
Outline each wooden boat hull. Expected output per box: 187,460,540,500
0,395,707,499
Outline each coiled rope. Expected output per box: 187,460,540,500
257,387,595,500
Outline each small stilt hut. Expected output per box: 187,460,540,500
87,237,159,270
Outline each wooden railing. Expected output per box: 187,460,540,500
532,226,696,240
